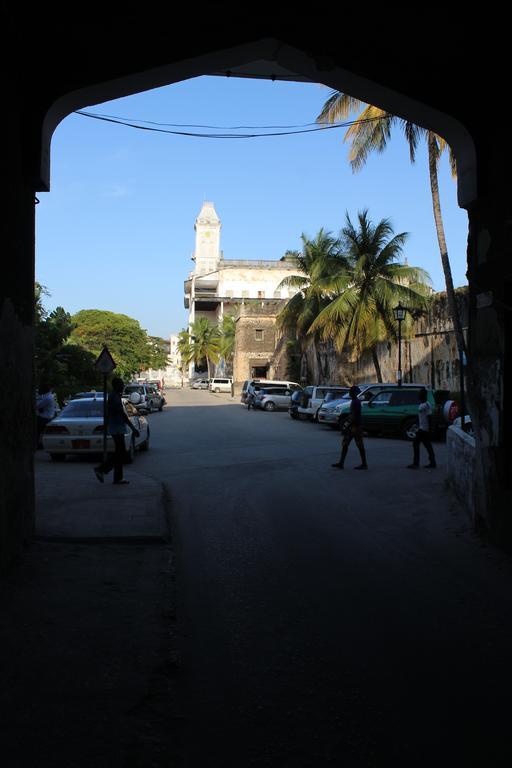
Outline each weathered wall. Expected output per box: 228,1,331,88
300,289,469,392
233,301,288,390
446,426,476,520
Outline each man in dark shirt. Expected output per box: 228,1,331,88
332,385,368,470
94,377,139,485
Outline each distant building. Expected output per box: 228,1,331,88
184,202,300,376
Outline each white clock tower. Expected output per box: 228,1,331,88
192,201,221,275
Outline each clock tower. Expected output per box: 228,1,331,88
192,201,221,275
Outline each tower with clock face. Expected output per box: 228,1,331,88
192,201,221,275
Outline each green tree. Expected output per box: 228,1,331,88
277,230,349,380
147,336,170,371
70,309,154,381
218,314,236,374
316,93,465,358
34,286,100,402
309,211,431,381
177,329,194,385
190,317,220,378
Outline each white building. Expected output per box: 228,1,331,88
184,202,300,375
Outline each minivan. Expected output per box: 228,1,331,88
209,377,233,393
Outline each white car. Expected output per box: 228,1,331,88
191,378,209,390
297,385,349,421
42,397,150,462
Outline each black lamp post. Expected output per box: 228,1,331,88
393,303,407,386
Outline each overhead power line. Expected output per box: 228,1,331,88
75,110,391,140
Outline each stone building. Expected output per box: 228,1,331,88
184,202,300,375
232,300,291,390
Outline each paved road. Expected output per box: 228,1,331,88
133,389,512,766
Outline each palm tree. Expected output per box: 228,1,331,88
217,314,236,374
190,317,220,378
277,230,350,381
309,211,431,381
177,329,194,385
316,94,466,359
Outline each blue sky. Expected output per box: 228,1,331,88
36,75,468,339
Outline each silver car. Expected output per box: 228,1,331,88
253,387,294,412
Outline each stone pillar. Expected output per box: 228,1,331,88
0,83,36,570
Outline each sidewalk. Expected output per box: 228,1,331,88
35,452,169,540
0,454,182,767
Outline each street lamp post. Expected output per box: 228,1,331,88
393,303,407,386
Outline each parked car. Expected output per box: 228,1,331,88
318,383,431,428
42,397,150,462
191,378,209,390
253,386,295,411
68,390,104,401
297,385,350,421
209,377,233,393
337,386,457,440
123,382,164,413
240,379,301,404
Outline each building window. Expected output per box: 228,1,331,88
242,290,249,298
225,290,233,298
255,329,264,341
257,291,265,299
273,290,281,299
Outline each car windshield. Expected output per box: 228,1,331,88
324,391,346,403
59,401,104,418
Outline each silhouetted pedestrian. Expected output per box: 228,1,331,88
36,381,56,448
94,377,139,485
332,385,368,470
407,388,436,469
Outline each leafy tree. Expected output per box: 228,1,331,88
309,211,431,381
190,317,220,378
147,336,170,371
277,230,349,380
316,93,465,358
217,315,236,374
70,309,154,381
34,287,100,402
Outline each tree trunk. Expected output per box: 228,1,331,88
371,347,383,382
428,133,467,359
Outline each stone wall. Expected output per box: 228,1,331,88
233,301,289,391
301,289,468,392
446,426,476,520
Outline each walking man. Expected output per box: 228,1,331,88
332,385,368,470
407,388,436,469
36,381,56,448
94,377,139,485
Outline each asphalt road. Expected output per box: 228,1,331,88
135,388,512,767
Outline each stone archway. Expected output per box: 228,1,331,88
2,27,509,569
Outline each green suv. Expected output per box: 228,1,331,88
338,387,451,440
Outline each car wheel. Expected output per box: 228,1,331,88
158,401,163,411
402,418,419,441
313,409,320,423
125,436,135,463
140,428,150,451
214,387,220,393
50,453,66,462
264,401,276,411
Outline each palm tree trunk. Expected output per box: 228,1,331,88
371,347,383,382
428,133,467,359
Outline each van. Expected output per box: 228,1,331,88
209,377,233,393
240,379,302,404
